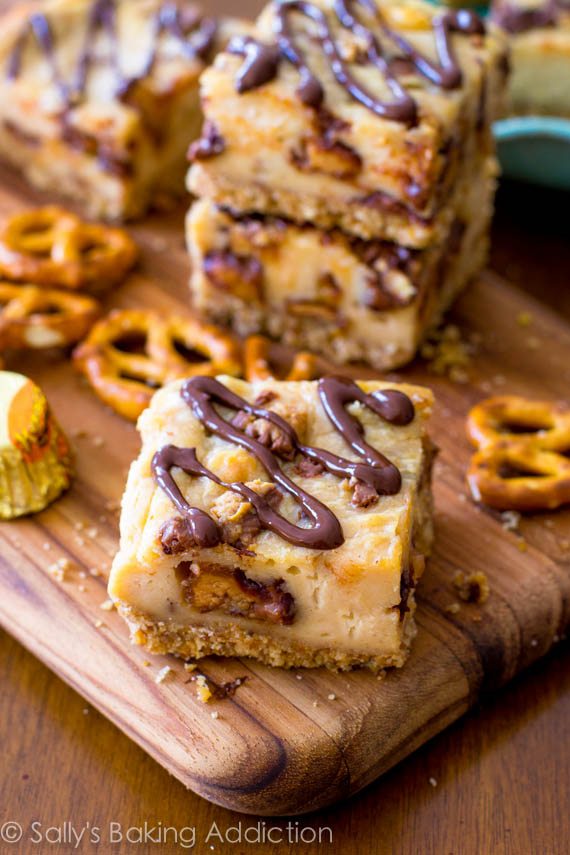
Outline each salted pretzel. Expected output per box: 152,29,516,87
0,207,138,293
73,309,242,421
466,395,570,511
0,282,99,351
468,395,570,453
244,335,321,383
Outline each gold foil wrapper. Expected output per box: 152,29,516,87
0,371,74,519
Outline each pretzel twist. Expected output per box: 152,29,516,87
0,282,99,351
244,335,321,383
467,395,570,511
73,309,242,421
0,207,138,293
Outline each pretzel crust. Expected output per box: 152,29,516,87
0,282,99,351
243,335,321,383
467,395,570,511
0,207,138,293
73,309,242,421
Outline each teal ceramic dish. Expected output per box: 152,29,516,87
494,117,570,190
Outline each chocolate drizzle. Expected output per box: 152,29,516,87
227,0,485,124
491,0,566,33
229,37,282,93
188,120,226,160
152,375,414,551
6,0,217,105
7,13,62,95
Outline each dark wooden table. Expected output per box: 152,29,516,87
1,0,569,849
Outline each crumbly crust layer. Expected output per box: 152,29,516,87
189,164,448,249
118,601,417,671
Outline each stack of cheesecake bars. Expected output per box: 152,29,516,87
110,0,511,672
186,0,508,371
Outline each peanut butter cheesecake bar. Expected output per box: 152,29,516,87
491,0,570,116
0,0,245,220
187,151,495,370
109,375,434,671
188,0,508,247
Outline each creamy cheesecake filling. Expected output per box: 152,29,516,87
187,155,496,371
159,435,435,632
0,82,204,219
149,426,435,640
0,2,249,219
491,0,570,118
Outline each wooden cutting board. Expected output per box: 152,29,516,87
0,168,569,817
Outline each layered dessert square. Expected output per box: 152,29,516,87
188,0,508,247
491,0,570,117
109,374,434,671
0,0,246,220
187,150,496,370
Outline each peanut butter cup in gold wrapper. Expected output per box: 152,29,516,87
0,371,73,519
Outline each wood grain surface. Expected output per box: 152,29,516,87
1,0,569,850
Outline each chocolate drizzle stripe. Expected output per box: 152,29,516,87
151,375,414,551
491,0,565,33
333,0,416,122
228,0,485,124
6,0,217,104
76,0,124,98
379,6,484,89
140,4,218,82
7,14,64,96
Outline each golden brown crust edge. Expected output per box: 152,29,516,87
116,602,418,672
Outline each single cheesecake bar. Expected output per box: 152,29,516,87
0,0,246,221
187,154,496,370
188,0,508,247
109,374,434,671
491,0,570,117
